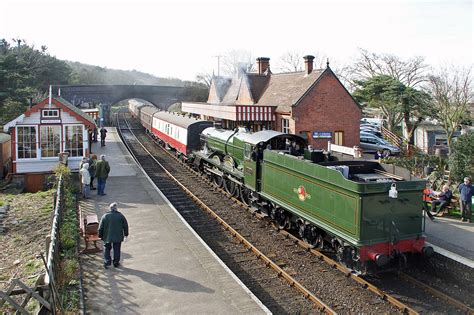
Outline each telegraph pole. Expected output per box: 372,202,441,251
213,55,223,77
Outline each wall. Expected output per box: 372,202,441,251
292,71,361,150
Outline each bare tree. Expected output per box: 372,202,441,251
221,49,254,76
427,66,473,153
195,70,213,89
347,48,428,89
275,51,328,73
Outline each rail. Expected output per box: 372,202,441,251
381,126,402,148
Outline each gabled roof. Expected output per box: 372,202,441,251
208,68,327,113
208,77,232,104
4,97,97,132
255,69,325,112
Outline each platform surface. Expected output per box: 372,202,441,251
80,127,268,314
424,213,474,268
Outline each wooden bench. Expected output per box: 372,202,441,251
427,197,458,217
79,208,101,254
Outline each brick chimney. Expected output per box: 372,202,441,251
256,57,270,75
303,55,315,75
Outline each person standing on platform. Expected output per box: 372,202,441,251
89,154,97,191
374,150,383,160
99,202,129,269
95,154,110,196
100,127,108,147
79,163,91,198
458,177,474,223
93,127,98,143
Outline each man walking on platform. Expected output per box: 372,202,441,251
99,202,129,269
458,177,474,223
100,127,108,147
95,154,110,196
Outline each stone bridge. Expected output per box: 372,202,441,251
54,85,188,124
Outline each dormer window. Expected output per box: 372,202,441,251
42,109,59,118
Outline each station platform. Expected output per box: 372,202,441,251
424,215,474,268
79,127,269,314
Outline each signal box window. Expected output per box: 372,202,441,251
40,125,61,157
65,125,84,157
17,126,37,159
42,109,59,118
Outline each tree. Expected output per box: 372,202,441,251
427,66,473,153
275,51,327,73
345,48,428,91
448,131,474,182
195,71,213,88
400,86,431,148
353,75,405,131
221,49,254,76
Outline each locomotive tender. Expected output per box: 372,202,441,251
130,102,433,272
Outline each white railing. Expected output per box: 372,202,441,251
327,141,362,158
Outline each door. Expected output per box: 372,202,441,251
334,131,344,146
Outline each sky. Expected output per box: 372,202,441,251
1,0,472,81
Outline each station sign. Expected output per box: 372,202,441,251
312,131,332,139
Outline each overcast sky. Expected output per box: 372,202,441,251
1,0,472,81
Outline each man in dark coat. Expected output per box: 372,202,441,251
99,202,129,268
100,127,107,147
458,177,474,223
95,154,110,196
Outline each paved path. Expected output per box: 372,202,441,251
80,127,268,314
424,214,474,268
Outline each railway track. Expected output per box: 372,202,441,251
116,110,472,314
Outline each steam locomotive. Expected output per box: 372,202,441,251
129,102,433,273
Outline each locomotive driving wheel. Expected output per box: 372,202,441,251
211,156,223,188
223,176,238,196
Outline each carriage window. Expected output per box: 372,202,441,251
244,143,252,159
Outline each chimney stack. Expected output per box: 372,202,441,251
256,57,270,75
303,55,315,75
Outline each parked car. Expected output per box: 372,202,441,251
360,135,401,156
360,128,384,139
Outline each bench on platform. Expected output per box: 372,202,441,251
79,208,101,254
427,197,459,217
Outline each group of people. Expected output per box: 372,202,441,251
422,177,473,223
79,154,111,198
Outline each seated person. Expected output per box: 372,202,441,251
431,184,453,215
422,182,435,221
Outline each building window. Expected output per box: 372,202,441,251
40,125,61,158
334,131,344,145
65,125,84,157
17,127,37,159
42,109,59,118
282,118,290,134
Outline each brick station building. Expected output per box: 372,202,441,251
183,56,361,150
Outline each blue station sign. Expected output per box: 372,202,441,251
312,131,332,139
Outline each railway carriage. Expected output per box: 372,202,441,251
150,111,213,156
140,105,159,132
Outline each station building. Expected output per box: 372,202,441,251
3,97,96,177
182,56,361,149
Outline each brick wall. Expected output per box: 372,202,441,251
292,70,361,150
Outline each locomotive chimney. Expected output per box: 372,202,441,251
303,55,315,75
256,57,270,75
